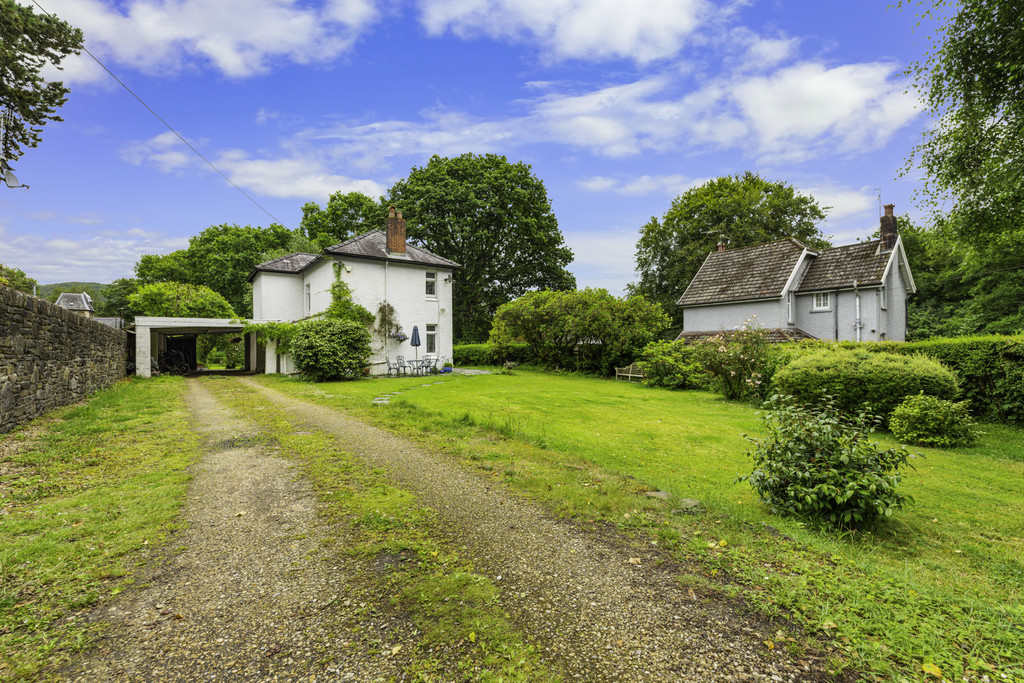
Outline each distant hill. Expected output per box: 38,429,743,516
38,282,108,308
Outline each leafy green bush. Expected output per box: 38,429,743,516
453,342,531,366
636,340,707,390
770,348,958,422
690,322,772,400
223,338,245,369
489,289,669,374
290,319,371,381
890,393,978,448
897,336,1024,425
740,395,918,528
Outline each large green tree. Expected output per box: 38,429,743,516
96,277,140,323
630,172,830,325
299,191,386,249
902,213,1024,339
135,223,293,317
902,0,1024,246
0,0,83,162
0,263,38,293
128,282,235,319
387,153,575,342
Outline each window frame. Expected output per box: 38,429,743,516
425,271,437,298
811,291,831,312
426,323,437,353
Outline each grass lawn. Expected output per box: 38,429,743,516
0,377,201,680
257,369,1024,682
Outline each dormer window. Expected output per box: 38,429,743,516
812,292,831,312
425,271,437,297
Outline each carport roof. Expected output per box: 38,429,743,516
132,317,255,335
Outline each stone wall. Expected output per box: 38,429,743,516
0,286,126,434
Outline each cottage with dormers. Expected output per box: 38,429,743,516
677,204,915,343
249,207,460,374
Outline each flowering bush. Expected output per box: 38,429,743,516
690,319,772,400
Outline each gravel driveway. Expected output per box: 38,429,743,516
63,376,832,682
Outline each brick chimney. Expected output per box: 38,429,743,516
386,206,406,254
880,203,898,252
716,242,727,252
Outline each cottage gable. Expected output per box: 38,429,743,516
676,204,916,342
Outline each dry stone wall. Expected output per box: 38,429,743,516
0,286,126,434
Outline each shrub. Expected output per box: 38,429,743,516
636,340,707,390
489,289,669,374
290,319,371,381
890,393,978,448
690,322,772,400
770,348,958,422
453,342,531,366
897,336,1024,425
740,395,918,528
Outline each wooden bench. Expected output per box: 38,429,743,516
615,362,644,382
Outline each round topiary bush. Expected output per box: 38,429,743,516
291,318,371,381
890,392,978,448
770,348,958,422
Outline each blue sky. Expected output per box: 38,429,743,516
1,0,937,293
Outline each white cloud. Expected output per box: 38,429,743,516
0,223,188,283
417,0,711,63
121,132,386,199
45,0,380,82
577,174,700,196
731,62,920,162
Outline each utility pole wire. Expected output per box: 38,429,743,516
31,0,287,228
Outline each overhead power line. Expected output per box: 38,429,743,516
31,0,286,227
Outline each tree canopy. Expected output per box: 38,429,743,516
901,213,1024,338
902,0,1024,246
128,282,235,319
135,223,292,317
489,289,669,374
0,263,38,293
299,191,385,249
630,172,830,325
0,0,83,162
387,153,575,342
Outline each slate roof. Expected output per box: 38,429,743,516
251,252,322,276
55,292,94,311
676,328,817,344
796,240,889,292
325,230,461,269
677,239,808,307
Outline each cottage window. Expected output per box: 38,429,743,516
812,292,831,311
787,292,794,324
425,271,437,297
426,324,437,353
305,283,311,314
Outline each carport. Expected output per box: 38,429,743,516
133,317,259,377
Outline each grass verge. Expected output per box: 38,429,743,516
0,377,201,681
203,377,559,682
253,369,1024,682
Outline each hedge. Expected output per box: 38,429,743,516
771,348,959,423
453,342,532,367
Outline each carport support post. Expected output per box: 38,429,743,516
136,324,151,378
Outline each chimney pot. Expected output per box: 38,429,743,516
879,203,898,251
716,242,727,252
386,206,407,254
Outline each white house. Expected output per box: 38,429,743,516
249,207,460,375
677,204,916,343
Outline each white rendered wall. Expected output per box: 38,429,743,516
252,272,305,321
682,298,785,333
257,256,455,375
